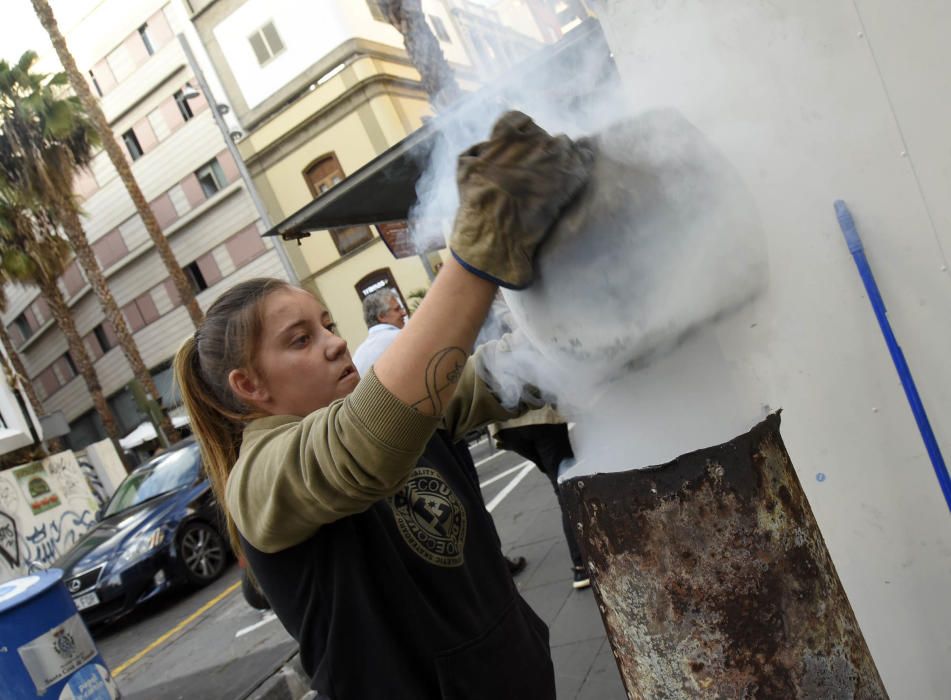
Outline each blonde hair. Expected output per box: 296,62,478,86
173,277,290,554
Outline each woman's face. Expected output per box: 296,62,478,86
238,287,359,417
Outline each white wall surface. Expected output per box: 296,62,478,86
212,0,472,110
0,365,40,455
594,1,951,697
80,438,128,498
0,451,99,584
213,0,368,110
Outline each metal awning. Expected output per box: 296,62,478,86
263,125,436,239
264,19,616,242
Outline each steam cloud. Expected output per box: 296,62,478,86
410,23,768,473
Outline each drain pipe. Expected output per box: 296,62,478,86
834,200,951,514
562,414,888,698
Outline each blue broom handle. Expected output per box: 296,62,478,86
835,200,951,514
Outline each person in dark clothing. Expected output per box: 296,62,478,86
494,417,588,588
173,112,593,698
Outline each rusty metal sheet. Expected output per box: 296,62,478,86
563,413,888,699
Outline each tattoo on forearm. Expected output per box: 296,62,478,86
411,347,468,415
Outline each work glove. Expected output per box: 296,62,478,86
450,111,594,290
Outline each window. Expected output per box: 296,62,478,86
366,0,386,22
89,69,103,97
63,352,78,376
195,159,226,198
93,323,116,352
355,269,406,311
174,89,194,121
184,261,209,293
304,154,344,197
430,15,451,43
123,129,144,160
330,226,373,256
248,21,285,66
13,314,33,343
138,24,155,56
31,298,48,325
36,367,59,400
92,229,129,269
123,293,160,332
52,353,77,385
225,226,266,268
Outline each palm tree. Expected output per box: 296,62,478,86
0,192,124,451
0,52,179,444
29,0,203,327
378,0,463,108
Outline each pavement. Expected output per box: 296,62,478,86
245,439,628,700
93,565,297,699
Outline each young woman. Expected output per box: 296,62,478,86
173,112,592,699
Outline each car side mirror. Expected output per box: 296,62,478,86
94,507,103,522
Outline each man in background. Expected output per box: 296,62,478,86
353,288,407,377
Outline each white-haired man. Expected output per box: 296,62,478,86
353,288,407,377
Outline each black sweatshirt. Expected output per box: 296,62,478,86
241,429,555,699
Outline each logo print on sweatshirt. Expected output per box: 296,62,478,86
389,467,467,567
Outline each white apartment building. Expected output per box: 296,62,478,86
0,0,288,448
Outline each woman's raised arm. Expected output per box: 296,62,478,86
374,111,592,416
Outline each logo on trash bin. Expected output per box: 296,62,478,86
53,628,78,658
389,467,467,567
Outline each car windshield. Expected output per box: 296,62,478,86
104,444,202,517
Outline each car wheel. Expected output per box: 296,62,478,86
178,522,227,585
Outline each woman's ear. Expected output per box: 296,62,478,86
228,368,269,408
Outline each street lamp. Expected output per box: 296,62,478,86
176,35,298,283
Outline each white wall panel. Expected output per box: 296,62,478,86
169,188,258,263
1,284,39,324
118,217,148,252
126,113,224,203
598,1,951,696
212,246,236,278
152,283,173,316
167,184,191,217
44,376,94,423
99,40,187,126
132,307,193,369
148,109,171,142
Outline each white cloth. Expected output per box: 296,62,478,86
352,324,401,377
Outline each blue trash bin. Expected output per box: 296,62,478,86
0,569,119,699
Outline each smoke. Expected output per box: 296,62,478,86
410,21,768,473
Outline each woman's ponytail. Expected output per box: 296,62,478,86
172,278,290,557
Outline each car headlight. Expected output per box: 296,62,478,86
117,528,166,567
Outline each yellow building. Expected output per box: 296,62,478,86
189,0,548,348
236,42,441,345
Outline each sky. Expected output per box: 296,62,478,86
0,0,502,66
0,0,55,65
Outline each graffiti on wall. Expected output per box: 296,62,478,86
77,460,108,507
0,509,19,568
0,450,97,583
23,510,96,573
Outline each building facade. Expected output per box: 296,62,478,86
189,0,553,350
1,0,289,448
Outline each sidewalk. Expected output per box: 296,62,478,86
493,468,627,700
249,467,628,700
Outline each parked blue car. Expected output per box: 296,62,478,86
54,439,229,626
